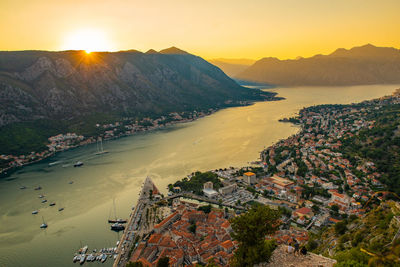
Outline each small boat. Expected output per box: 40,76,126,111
69,181,74,184
48,161,61,167
20,186,26,190
41,199,47,203
116,241,120,246
114,254,117,259
74,161,84,167
32,210,39,215
79,254,86,265
58,207,64,212
34,186,42,190
86,254,94,262
73,254,78,263
111,223,125,231
82,245,88,254
101,254,107,263
38,194,45,198
49,202,56,206
40,216,48,228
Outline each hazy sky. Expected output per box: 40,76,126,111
1,0,399,59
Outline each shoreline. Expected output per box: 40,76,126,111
0,94,282,179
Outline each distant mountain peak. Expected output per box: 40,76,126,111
159,46,189,55
145,49,159,54
236,44,400,86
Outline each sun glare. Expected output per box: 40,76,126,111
62,29,112,53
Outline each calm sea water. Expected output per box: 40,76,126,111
0,84,399,266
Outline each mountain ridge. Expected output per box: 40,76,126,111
235,44,400,86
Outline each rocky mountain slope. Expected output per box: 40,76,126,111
236,44,400,86
0,47,273,128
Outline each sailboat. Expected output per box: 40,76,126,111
95,137,108,155
40,216,48,228
108,199,127,224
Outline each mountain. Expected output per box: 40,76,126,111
208,58,256,77
236,44,400,86
0,47,278,155
0,48,274,128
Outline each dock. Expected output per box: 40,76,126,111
113,176,157,267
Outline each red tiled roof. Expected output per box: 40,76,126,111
148,233,162,244
295,207,312,215
154,211,178,229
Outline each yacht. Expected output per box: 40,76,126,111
95,138,108,155
58,207,64,212
79,254,86,265
38,194,45,198
41,199,47,203
49,202,56,206
101,254,107,263
108,218,127,224
40,216,48,228
111,223,125,231
32,210,39,215
74,161,83,167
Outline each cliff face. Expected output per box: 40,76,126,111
236,44,400,86
0,48,268,127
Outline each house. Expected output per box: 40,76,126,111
243,172,256,184
219,183,237,195
203,182,219,198
293,207,314,219
268,175,294,190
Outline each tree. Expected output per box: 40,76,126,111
126,262,143,267
156,257,169,267
335,221,347,236
230,205,281,266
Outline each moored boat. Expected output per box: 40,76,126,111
40,216,48,229
32,210,38,215
74,161,83,167
110,223,125,231
79,254,86,265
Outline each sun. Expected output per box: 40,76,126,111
62,29,112,53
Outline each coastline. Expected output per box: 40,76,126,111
0,93,282,178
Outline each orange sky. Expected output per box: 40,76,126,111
1,0,399,60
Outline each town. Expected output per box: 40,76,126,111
0,109,217,175
110,90,400,266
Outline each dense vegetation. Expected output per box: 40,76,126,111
230,205,281,266
309,201,400,266
340,103,400,194
170,171,223,195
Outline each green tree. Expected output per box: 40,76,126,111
156,256,169,267
335,221,348,236
230,205,280,267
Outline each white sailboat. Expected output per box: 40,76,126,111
40,216,48,228
95,137,108,155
